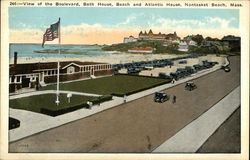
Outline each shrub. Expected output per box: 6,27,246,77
40,95,113,117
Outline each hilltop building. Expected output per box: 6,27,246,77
123,36,138,43
221,35,240,51
178,41,189,52
138,29,180,41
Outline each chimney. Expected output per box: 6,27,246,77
14,52,18,66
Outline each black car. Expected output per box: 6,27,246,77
154,92,170,103
221,66,231,72
127,68,140,75
158,72,171,79
170,72,178,80
179,60,187,64
9,117,20,130
185,81,197,91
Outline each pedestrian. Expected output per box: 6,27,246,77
87,101,93,109
172,79,175,84
124,94,127,103
172,95,176,104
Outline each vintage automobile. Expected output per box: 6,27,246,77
185,81,197,91
221,66,231,72
158,72,171,79
9,117,20,130
127,67,141,75
179,60,187,64
154,92,170,103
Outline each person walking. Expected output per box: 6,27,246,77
124,94,127,103
172,95,176,104
172,78,175,84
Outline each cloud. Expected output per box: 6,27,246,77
10,29,45,43
10,15,239,44
116,15,137,26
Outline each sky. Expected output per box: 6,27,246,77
9,7,239,44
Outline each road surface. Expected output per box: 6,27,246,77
9,56,240,153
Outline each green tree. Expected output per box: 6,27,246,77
191,34,204,45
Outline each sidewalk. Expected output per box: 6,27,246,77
153,86,240,153
9,62,227,142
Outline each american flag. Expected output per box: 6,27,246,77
42,18,60,47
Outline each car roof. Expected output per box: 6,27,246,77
187,81,194,84
155,92,166,94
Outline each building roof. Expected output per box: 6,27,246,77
148,29,153,34
10,61,108,75
139,29,180,40
130,46,153,51
221,35,240,41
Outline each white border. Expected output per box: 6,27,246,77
1,0,249,160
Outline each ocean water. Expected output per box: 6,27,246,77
9,43,112,58
9,43,189,65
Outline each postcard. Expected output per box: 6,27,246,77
0,0,249,160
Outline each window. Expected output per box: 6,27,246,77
16,76,21,83
31,77,36,81
67,66,75,74
11,76,15,83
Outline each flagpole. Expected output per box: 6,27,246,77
55,18,61,105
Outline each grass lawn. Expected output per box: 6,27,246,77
9,93,97,113
42,75,170,96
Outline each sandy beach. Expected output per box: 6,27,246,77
9,52,226,67
10,52,185,64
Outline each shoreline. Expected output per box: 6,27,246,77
9,53,186,65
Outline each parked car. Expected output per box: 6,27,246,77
193,64,202,71
185,66,196,74
144,65,154,70
127,68,140,75
158,72,171,79
221,66,231,72
185,81,197,91
9,117,20,130
154,92,170,103
170,72,178,80
179,60,187,64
